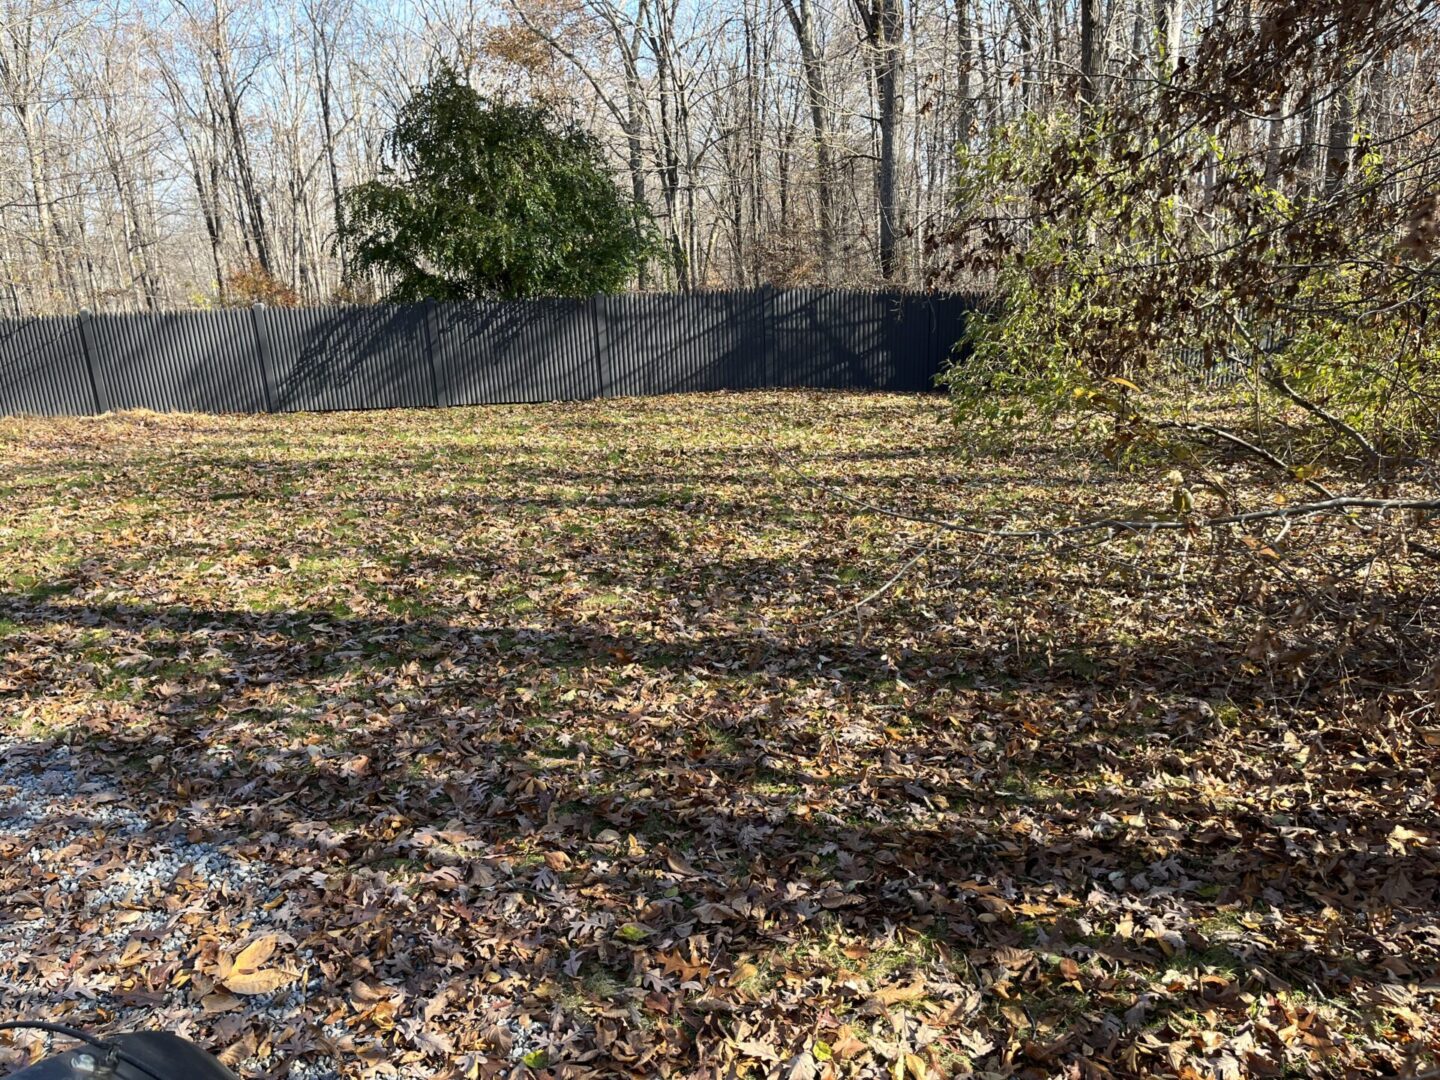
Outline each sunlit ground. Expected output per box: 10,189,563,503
1,391,1435,1078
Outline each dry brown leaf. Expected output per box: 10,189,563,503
216,1031,258,1067
410,1027,454,1057
224,967,295,996
201,992,243,1014
421,987,452,1022
871,977,927,1006
217,933,294,996
349,980,392,1006
785,1051,818,1080
731,961,760,985
230,934,278,972
665,851,700,876
831,1028,867,1060
734,1039,781,1062
368,999,398,1030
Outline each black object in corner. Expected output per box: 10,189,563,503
5,1032,238,1080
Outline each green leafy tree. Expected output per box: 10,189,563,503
939,2,1440,475
340,67,654,301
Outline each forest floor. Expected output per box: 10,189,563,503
0,391,1436,1080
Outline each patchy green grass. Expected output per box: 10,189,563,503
0,392,1436,1079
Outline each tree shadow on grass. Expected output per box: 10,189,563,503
1,575,1437,1075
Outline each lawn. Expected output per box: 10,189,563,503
1,391,1436,1079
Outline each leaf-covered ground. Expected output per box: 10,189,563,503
1,392,1436,1080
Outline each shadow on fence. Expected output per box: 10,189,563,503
0,287,989,419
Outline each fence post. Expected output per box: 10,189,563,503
927,295,944,390
249,302,277,413
760,283,775,389
919,295,930,389
422,299,446,408
76,309,108,415
590,293,610,399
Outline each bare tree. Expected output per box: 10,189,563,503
781,0,837,275
0,0,1434,309
854,0,905,280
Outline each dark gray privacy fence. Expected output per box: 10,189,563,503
0,288,984,418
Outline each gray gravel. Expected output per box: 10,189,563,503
1,737,550,1078
0,737,352,1077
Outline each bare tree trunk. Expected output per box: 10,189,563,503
650,13,690,289
1263,88,1291,184
1129,0,1147,72
192,153,226,299
181,0,274,275
1325,73,1359,197
305,0,350,283
741,0,762,284
1080,0,1102,106
855,0,905,281
782,0,837,275
1153,0,1182,80
1297,94,1323,201
955,0,976,146
16,110,68,310
1014,0,1036,105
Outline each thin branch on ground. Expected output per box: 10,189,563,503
806,532,943,626
781,453,1440,540
1263,367,1386,468
1157,419,1337,499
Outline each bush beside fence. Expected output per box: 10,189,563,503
0,288,983,419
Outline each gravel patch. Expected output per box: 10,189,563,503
0,737,362,1077
1,736,549,1078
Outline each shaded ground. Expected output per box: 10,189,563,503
1,391,1437,1079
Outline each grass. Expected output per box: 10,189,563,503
1,391,1436,1079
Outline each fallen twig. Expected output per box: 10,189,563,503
783,453,1440,540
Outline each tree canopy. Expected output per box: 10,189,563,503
940,0,1440,477
340,68,654,301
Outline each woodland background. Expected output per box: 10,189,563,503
3,0,1419,313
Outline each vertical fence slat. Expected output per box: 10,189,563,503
76,311,108,414
591,294,609,398
251,303,277,413
424,299,447,407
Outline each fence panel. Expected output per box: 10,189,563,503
437,299,600,406
88,309,266,415
265,305,435,412
600,291,766,396
771,289,926,390
930,293,986,386
893,294,942,390
0,316,95,416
